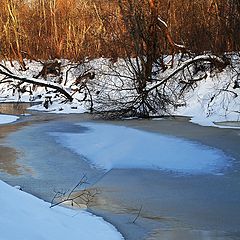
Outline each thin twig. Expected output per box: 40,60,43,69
132,205,143,224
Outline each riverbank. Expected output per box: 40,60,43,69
0,108,240,240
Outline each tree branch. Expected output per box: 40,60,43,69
147,55,227,93
0,67,73,101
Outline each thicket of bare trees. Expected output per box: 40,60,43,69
0,0,239,61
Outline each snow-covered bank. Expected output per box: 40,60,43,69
0,114,19,124
51,122,231,175
0,56,239,128
174,68,240,127
0,180,123,240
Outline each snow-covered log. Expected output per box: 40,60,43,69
0,64,73,101
147,54,228,93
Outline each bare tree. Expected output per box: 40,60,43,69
92,0,229,118
93,54,229,119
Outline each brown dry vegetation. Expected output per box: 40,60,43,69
0,0,239,61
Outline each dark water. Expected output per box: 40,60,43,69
0,103,240,240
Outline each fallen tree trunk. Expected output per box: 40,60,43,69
146,54,228,93
0,64,73,102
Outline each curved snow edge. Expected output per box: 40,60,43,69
0,114,19,124
0,179,124,240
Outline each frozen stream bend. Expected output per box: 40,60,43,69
0,112,240,240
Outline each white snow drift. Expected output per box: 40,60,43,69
0,114,19,124
0,180,123,240
0,57,239,128
51,122,230,175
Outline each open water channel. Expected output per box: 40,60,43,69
0,103,240,240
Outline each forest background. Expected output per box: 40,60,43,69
0,0,239,62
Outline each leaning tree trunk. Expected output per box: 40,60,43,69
0,64,73,101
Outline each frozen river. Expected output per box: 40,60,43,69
0,105,240,240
